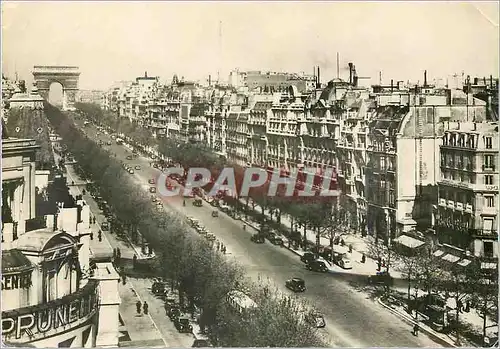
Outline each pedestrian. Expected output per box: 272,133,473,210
412,323,419,336
122,274,127,285
136,301,142,315
361,254,366,263
143,301,149,315
133,254,137,269
116,248,121,261
222,245,226,254
90,232,94,240
216,242,220,251
348,244,353,253
98,230,102,242
457,300,463,313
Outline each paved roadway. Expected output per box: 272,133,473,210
77,121,441,348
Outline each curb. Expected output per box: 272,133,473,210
377,297,457,348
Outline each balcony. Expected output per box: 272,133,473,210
482,164,496,172
469,229,498,239
2,279,99,344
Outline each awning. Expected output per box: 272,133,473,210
442,254,460,263
2,249,35,274
457,259,472,267
393,235,425,249
433,250,445,257
481,262,498,269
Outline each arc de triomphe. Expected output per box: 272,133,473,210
32,66,80,111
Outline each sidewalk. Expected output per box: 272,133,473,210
62,163,177,347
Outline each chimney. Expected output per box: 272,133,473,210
391,79,394,92
490,75,493,88
317,66,321,88
145,71,148,78
209,75,211,86
474,77,478,85
313,67,316,86
457,121,460,130
424,70,427,87
348,63,353,85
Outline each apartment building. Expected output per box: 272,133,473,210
226,106,250,166
247,94,274,168
436,121,498,260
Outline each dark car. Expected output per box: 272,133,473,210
300,252,316,264
193,199,203,207
152,281,166,296
270,236,284,246
174,317,193,333
306,260,328,273
126,155,133,160
266,232,276,242
285,277,306,292
367,271,394,286
166,304,181,320
251,233,265,244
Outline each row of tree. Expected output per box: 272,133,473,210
47,104,326,347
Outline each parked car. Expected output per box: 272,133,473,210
305,311,326,328
306,259,328,273
166,304,181,321
135,165,141,170
270,236,285,246
152,280,166,296
205,233,216,241
148,178,155,184
128,169,134,174
300,252,316,264
192,338,212,348
196,226,208,235
285,277,306,292
174,317,193,333
149,187,157,193
101,222,109,231
338,257,352,270
126,155,133,160
251,233,265,243
367,271,394,286
193,198,203,207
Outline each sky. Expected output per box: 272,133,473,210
2,1,499,90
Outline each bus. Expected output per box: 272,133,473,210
226,290,258,314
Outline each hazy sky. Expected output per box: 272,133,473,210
2,1,499,90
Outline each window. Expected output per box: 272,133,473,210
485,196,495,208
483,218,494,231
484,155,494,167
484,241,494,258
380,157,386,171
485,175,494,185
426,108,434,123
485,137,492,149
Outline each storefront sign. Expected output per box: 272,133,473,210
2,272,32,290
2,282,98,340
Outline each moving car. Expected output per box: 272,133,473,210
270,235,285,246
174,317,193,333
211,210,218,217
126,155,133,160
250,233,265,244
338,257,352,270
285,277,306,292
367,271,394,286
193,198,203,207
148,178,155,184
305,311,326,328
101,222,109,231
128,169,134,174
149,187,157,193
135,165,141,170
306,260,328,273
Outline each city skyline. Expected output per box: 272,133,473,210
2,1,499,90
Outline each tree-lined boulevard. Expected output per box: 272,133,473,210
44,102,472,347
